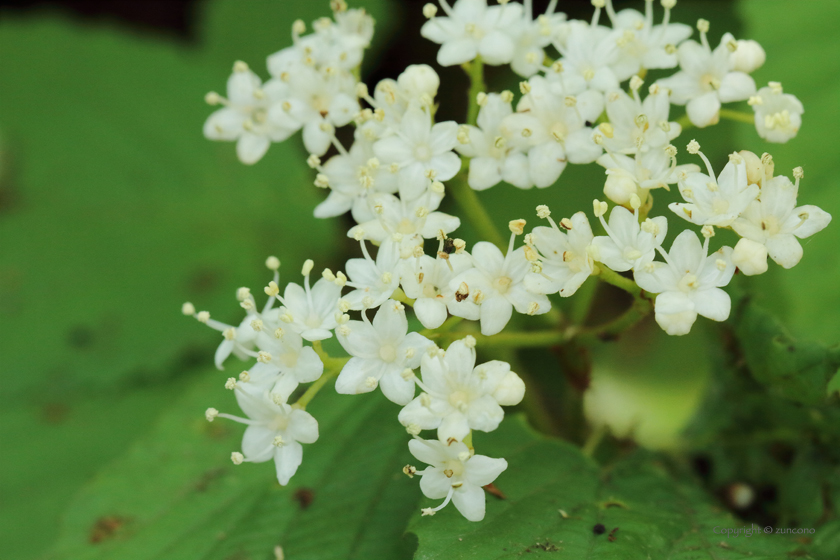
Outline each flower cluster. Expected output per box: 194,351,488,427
192,0,831,522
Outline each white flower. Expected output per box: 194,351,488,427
213,389,319,485
635,230,735,336
274,261,342,341
609,1,692,74
336,300,434,404
451,236,551,336
313,139,398,222
524,210,595,298
408,437,507,521
749,82,803,144
342,240,401,310
670,150,759,227
596,147,698,206
657,31,756,127
501,76,603,187
373,103,460,199
242,329,324,402
203,62,298,165
280,67,360,156
399,339,525,441
731,172,831,269
348,192,460,258
188,271,283,369
456,93,531,190
591,206,668,273
552,20,634,96
401,253,480,329
420,0,523,66
508,0,567,78
602,84,681,154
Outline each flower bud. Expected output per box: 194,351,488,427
603,172,638,205
731,238,768,276
730,39,766,73
398,64,440,101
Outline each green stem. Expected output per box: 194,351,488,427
595,265,643,299
582,424,607,457
462,57,485,127
438,328,569,347
577,298,650,344
448,167,506,248
299,341,349,410
294,368,341,410
718,107,755,124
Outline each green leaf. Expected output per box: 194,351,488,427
410,418,828,559
0,1,392,557
44,374,420,560
733,300,840,405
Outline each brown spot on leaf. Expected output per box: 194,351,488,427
187,267,222,296
608,527,619,542
195,467,225,492
41,402,70,424
89,515,130,543
293,488,314,510
66,325,95,349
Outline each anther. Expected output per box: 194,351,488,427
197,311,210,323
265,256,280,270
509,219,526,235
687,139,701,154
231,452,244,465
182,302,196,315
205,408,219,422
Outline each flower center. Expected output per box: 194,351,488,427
422,283,440,298
398,218,417,234
493,276,513,294
305,313,323,328
700,73,721,90
677,273,699,292
760,215,781,235
269,414,289,432
448,390,471,412
414,143,433,162
379,344,397,363
712,198,730,214
279,351,298,368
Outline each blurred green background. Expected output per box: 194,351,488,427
0,0,837,558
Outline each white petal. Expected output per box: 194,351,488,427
380,367,416,405
414,298,448,329
479,296,513,336
288,409,319,444
692,288,731,322
438,38,479,66
766,234,803,269
465,455,507,487
686,92,721,128
242,425,275,463
334,357,382,394
451,484,487,521
718,72,756,103
236,133,270,165
274,440,303,485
